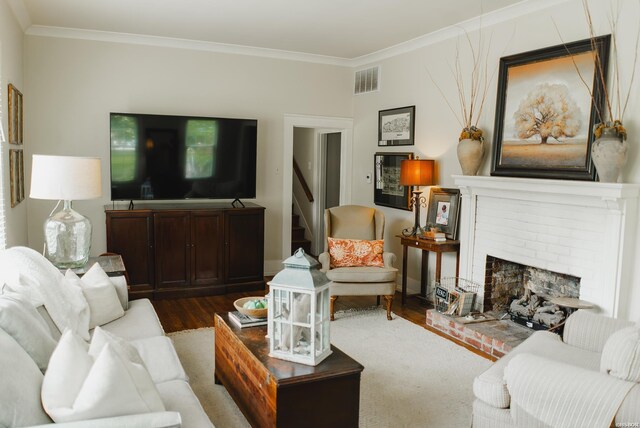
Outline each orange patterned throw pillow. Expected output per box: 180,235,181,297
328,238,384,268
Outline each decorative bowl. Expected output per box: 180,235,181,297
234,296,268,319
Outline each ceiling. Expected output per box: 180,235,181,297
17,0,524,59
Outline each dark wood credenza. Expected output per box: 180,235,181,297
105,202,265,299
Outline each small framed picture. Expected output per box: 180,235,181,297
9,149,24,207
378,106,415,146
426,188,461,240
8,84,23,145
374,152,413,210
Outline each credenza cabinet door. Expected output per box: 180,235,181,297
105,212,154,298
154,212,190,289
225,209,264,285
191,211,224,287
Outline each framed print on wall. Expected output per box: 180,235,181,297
378,106,415,146
8,84,23,145
9,149,24,207
426,188,461,240
491,35,610,181
374,152,413,210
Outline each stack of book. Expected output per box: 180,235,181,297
229,311,268,328
422,230,447,242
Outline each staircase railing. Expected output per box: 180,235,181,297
293,158,314,203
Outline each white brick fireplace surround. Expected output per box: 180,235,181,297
453,175,640,319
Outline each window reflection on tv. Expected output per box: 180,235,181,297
110,113,257,201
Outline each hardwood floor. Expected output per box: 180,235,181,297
152,286,427,333
152,285,493,360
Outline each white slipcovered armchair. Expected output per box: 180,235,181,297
317,205,398,321
473,310,640,428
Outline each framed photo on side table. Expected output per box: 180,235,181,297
426,188,461,240
374,152,413,211
378,106,415,146
491,36,610,181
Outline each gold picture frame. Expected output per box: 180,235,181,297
8,83,23,145
9,149,24,207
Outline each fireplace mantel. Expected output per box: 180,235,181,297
453,175,640,318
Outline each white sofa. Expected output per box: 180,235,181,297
0,248,213,428
472,310,640,427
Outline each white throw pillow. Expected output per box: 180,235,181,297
0,292,57,371
601,325,640,382
89,326,143,365
42,329,165,423
66,264,125,328
83,263,128,310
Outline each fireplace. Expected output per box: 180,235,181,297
454,175,639,318
484,255,580,329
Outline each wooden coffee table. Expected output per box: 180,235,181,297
214,313,364,428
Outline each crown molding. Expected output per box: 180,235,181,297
22,0,573,68
6,0,32,32
25,25,352,67
349,0,573,67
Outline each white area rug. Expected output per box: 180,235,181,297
169,308,491,428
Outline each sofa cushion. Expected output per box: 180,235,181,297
328,238,384,268
473,331,601,408
0,291,57,371
91,327,187,384
0,327,52,427
563,309,633,353
66,267,125,329
42,329,165,423
326,266,397,283
131,336,189,384
99,298,165,341
156,380,214,428
601,325,640,382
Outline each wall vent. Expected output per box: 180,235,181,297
354,66,380,95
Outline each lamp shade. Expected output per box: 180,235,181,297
400,159,435,187
30,155,102,200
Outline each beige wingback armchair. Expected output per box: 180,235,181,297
318,205,398,321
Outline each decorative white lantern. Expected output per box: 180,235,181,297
267,248,332,366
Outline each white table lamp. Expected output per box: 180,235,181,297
30,155,102,268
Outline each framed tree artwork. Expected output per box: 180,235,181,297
374,152,413,210
9,149,24,207
491,35,610,180
378,106,415,146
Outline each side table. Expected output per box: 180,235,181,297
397,235,460,305
65,254,128,280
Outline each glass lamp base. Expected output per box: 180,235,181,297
44,201,92,269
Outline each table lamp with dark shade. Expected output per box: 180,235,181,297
400,158,435,237
30,155,102,268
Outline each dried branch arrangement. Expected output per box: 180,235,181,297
427,26,498,141
578,0,639,135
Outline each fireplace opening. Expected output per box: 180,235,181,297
484,256,581,329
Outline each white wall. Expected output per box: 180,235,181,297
0,0,28,247
351,0,640,318
23,36,353,267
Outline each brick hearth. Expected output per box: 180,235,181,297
426,309,533,359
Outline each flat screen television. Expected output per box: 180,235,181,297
110,113,257,201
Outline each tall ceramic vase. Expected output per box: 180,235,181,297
591,126,628,183
457,128,485,175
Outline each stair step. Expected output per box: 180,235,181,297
291,225,306,241
291,239,312,256
291,213,300,227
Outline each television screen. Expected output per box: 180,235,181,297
110,113,257,201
